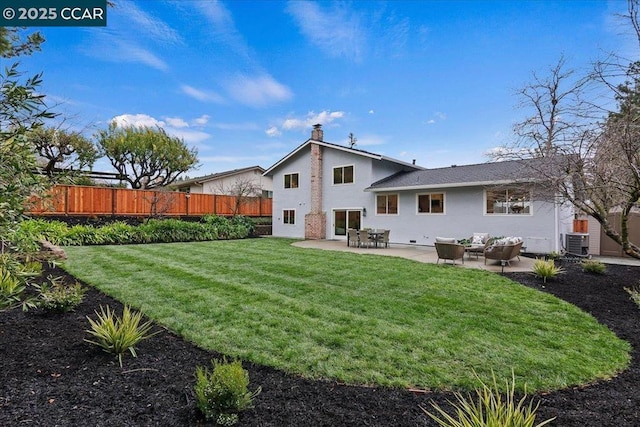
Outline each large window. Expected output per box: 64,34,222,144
333,165,354,184
485,188,531,215
376,194,398,215
417,193,445,214
284,173,299,189
283,209,295,224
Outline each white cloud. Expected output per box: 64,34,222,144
265,126,281,137
193,114,210,126
84,35,168,71
226,74,293,107
111,113,211,145
191,0,253,61
181,85,225,103
120,0,182,44
281,110,345,131
369,109,375,114
112,113,164,128
165,117,189,128
286,1,365,62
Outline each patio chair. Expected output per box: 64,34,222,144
347,229,359,247
435,241,465,264
359,231,374,248
484,237,523,272
376,229,390,248
466,232,490,259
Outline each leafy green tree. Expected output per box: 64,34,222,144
27,126,99,175
1,64,54,250
0,28,44,58
96,123,198,189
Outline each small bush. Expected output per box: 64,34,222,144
194,358,261,426
422,371,555,427
85,305,158,367
37,276,86,312
0,255,41,311
531,258,564,283
581,259,606,274
625,285,640,308
547,251,561,261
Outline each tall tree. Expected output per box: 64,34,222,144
27,126,99,176
0,27,54,250
496,7,640,258
96,123,198,189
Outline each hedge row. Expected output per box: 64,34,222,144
15,216,256,250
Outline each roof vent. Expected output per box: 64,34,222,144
451,164,457,167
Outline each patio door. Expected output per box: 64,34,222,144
334,209,362,238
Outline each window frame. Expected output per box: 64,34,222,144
416,192,446,215
376,193,399,215
283,172,299,189
283,209,296,225
484,188,532,216
332,164,355,185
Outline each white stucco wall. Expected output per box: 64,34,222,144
271,150,311,238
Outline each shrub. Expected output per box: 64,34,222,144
85,305,158,367
37,276,86,312
0,254,41,311
547,251,561,261
422,371,555,427
581,259,606,274
624,285,640,308
194,358,261,425
531,259,564,283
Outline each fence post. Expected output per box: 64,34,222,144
64,185,69,215
112,188,117,216
212,194,216,215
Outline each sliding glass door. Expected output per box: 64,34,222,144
333,209,362,237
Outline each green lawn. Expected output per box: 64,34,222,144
62,238,630,392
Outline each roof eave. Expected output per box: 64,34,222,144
364,178,534,192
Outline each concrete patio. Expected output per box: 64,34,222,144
292,239,536,273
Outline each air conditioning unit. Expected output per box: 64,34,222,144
566,233,589,257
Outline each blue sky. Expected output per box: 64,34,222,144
14,0,636,176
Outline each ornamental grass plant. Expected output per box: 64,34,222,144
531,258,564,283
85,304,159,367
423,371,556,427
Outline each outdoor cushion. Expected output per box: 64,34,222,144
471,235,484,245
436,237,456,243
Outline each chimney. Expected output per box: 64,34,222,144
311,123,323,141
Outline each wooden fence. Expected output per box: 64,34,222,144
28,185,272,217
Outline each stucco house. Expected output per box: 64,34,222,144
173,166,273,198
263,125,574,253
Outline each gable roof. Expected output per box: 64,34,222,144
173,165,266,188
365,158,544,192
263,139,424,176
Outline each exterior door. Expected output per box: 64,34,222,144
334,209,362,237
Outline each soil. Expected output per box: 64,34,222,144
1,261,639,426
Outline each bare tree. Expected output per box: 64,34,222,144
495,6,640,258
217,177,263,216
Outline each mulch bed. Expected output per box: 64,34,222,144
1,261,639,426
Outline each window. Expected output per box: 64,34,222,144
284,173,299,189
417,193,445,214
376,194,398,215
333,165,354,184
485,188,531,215
262,190,273,199
283,209,295,224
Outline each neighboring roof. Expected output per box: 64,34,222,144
263,139,424,176
173,165,266,188
365,158,544,192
